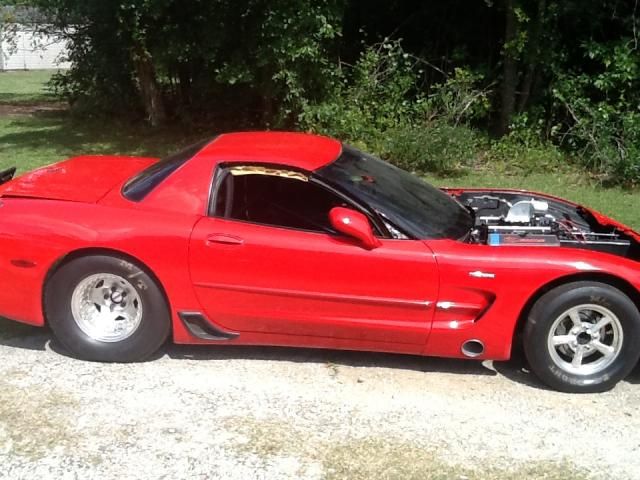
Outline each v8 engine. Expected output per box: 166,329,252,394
449,190,636,259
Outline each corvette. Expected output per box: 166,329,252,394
0,132,639,392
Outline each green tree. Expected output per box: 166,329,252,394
32,0,344,126
13,0,640,182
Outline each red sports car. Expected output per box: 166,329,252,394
0,132,638,392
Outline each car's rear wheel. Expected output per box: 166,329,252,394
45,255,170,362
524,281,640,393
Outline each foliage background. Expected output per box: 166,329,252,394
2,0,640,185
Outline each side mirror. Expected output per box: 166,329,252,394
329,207,382,250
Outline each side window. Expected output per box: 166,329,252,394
213,168,349,233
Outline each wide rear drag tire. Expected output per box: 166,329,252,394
45,255,170,362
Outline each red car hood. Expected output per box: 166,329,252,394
587,209,640,242
0,155,157,203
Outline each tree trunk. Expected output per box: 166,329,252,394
517,0,546,113
498,0,518,136
132,44,166,127
177,62,192,107
517,65,535,113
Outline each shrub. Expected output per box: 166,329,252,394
299,41,422,146
384,123,480,174
299,41,487,174
550,40,640,185
486,117,565,174
424,68,491,126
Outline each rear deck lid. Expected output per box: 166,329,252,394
0,155,157,203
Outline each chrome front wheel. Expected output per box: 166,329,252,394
524,281,640,393
547,304,623,376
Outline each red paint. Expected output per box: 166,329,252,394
0,131,638,363
189,217,438,347
202,131,342,171
329,207,382,250
0,156,156,203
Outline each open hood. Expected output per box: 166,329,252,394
443,187,640,259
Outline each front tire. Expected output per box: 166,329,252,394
524,281,640,393
45,255,170,362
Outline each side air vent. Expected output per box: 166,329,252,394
178,312,239,341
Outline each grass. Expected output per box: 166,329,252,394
0,69,210,171
0,70,639,230
0,114,205,173
0,70,59,104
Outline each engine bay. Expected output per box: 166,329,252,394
450,191,638,259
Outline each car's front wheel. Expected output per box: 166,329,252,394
524,281,640,393
45,255,170,362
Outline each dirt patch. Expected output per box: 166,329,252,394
0,102,67,117
0,379,79,459
225,415,591,480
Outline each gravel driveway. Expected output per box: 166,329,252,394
0,317,639,480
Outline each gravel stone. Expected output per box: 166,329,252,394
0,319,639,479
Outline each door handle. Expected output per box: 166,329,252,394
206,234,244,246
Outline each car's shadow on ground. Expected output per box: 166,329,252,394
0,318,49,351
3,317,639,390
163,342,499,377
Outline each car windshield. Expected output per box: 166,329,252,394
316,145,473,239
122,138,214,201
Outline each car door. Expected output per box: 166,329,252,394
187,165,439,349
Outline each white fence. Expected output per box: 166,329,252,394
0,25,71,71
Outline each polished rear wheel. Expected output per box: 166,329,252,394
71,273,144,343
547,304,623,376
45,255,170,362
